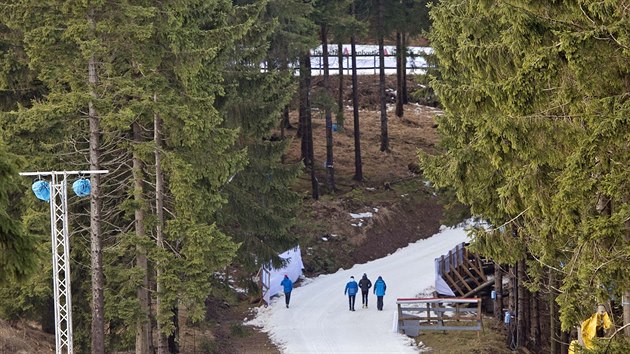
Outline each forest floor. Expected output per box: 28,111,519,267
0,74,509,353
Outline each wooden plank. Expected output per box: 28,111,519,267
397,303,404,333
462,263,482,287
418,325,482,331
474,254,488,281
398,307,479,314
461,252,483,286
465,249,486,280
443,271,464,296
462,279,495,298
451,265,473,292
397,297,481,303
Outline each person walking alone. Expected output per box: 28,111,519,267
281,274,293,308
358,273,372,309
344,276,359,311
373,276,387,311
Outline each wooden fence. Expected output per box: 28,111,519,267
435,243,493,297
396,297,483,337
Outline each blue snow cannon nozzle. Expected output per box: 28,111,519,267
72,178,91,197
32,180,50,202
332,123,339,132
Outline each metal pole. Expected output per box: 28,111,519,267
20,170,108,354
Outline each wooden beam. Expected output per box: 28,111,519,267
443,271,464,296
461,257,482,287
451,265,473,292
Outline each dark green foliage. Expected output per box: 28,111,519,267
217,7,302,271
423,0,630,332
0,144,37,284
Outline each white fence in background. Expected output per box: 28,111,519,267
262,44,433,76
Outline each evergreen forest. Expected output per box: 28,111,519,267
1,0,630,353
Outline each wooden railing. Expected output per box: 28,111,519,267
435,243,492,297
396,297,483,337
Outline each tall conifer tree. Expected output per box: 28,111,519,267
424,1,630,350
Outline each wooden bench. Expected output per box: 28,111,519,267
396,297,483,337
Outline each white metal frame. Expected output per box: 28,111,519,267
19,170,108,354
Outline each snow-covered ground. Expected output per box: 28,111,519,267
262,44,432,76
247,226,469,354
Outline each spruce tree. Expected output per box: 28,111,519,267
424,0,630,349
216,1,303,281
2,1,255,351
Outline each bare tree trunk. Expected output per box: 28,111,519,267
167,307,179,353
531,291,541,352
299,52,319,199
493,262,503,320
377,0,389,152
155,95,168,354
280,105,289,164
624,215,630,337
321,24,335,192
509,265,515,317
298,56,308,160
280,53,292,132
402,33,408,104
517,259,528,348
350,5,362,181
395,31,403,118
560,330,569,354
337,42,344,126
87,13,105,350
550,271,559,354
133,122,153,354
280,106,288,139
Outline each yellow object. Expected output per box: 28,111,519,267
568,340,580,354
580,309,612,349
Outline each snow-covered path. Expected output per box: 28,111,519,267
248,226,469,354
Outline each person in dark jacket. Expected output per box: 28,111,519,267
358,273,372,308
344,276,359,311
280,274,293,308
373,276,387,311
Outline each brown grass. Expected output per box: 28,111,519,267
415,318,515,354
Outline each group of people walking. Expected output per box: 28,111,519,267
280,273,387,311
344,273,387,311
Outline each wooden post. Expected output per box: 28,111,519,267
397,302,403,333
494,262,503,320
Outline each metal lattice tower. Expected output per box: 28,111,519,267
20,170,107,354
49,173,73,353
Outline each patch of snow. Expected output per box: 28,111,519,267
230,286,247,294
373,207,379,213
247,225,470,354
322,237,328,242
350,212,373,219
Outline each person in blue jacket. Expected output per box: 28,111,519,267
344,276,359,311
280,275,293,308
373,276,387,311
